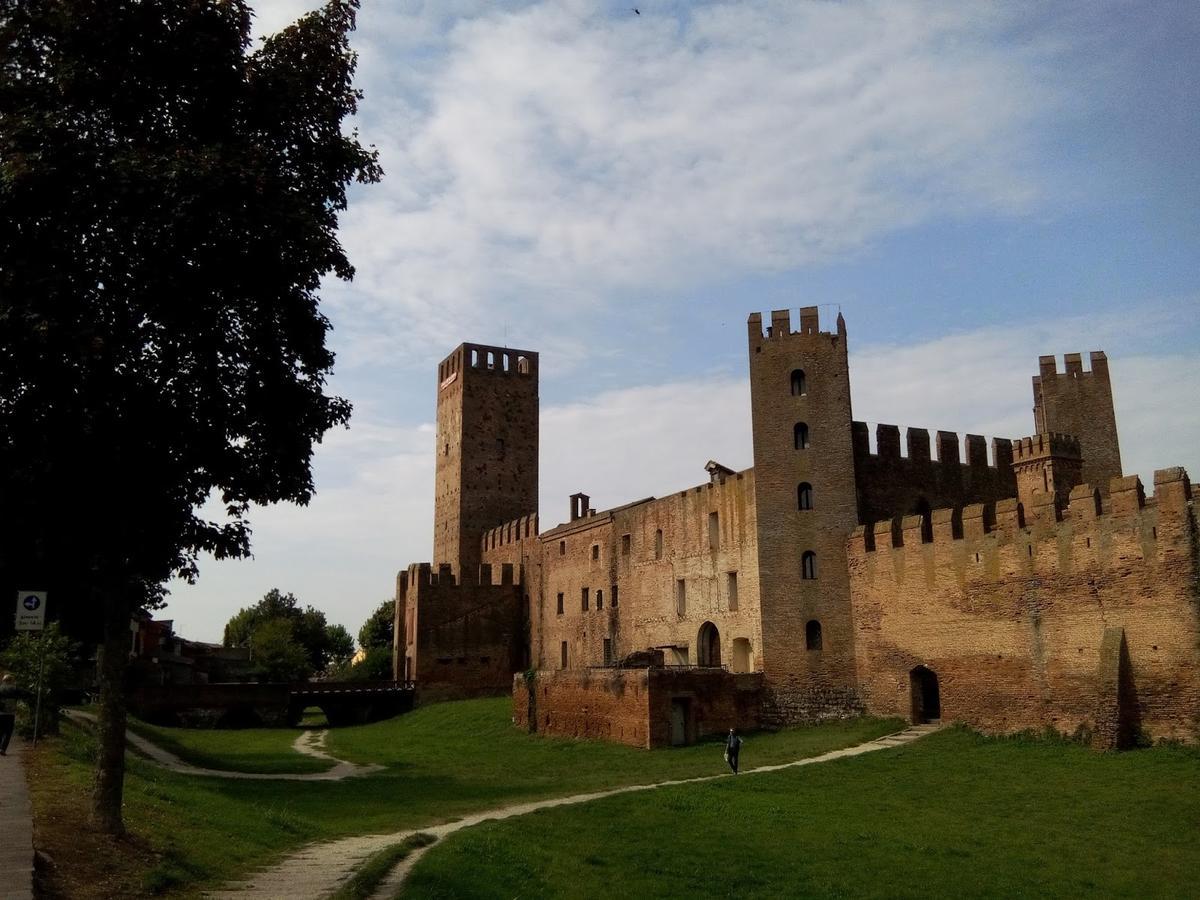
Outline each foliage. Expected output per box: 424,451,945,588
325,624,355,670
357,600,395,652
334,645,392,682
0,0,379,830
225,588,350,678
249,618,311,683
0,622,78,737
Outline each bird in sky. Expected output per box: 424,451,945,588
632,7,640,14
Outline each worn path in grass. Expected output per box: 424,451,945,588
63,710,382,782
210,724,939,900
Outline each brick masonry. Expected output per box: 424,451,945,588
396,309,1200,746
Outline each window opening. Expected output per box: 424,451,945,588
675,579,686,616
655,529,663,559
805,620,823,651
708,511,719,550
727,572,739,611
556,592,564,615
794,422,810,449
801,551,817,580
790,369,807,396
798,482,813,510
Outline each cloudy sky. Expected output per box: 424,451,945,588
163,0,1200,643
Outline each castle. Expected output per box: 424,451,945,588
392,309,1199,749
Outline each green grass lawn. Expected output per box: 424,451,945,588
34,699,900,897
126,719,333,774
404,728,1200,899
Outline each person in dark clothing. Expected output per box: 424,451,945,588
0,674,19,756
724,728,743,775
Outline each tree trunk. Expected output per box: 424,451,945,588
92,589,129,836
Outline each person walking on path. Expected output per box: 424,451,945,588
0,673,20,756
724,728,743,775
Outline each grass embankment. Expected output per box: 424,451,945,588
405,728,1200,899
126,719,332,774
27,698,899,898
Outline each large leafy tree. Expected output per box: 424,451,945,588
0,0,380,834
358,599,396,652
224,587,353,677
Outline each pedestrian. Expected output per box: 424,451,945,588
0,673,19,756
724,727,743,775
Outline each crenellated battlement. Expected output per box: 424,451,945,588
747,305,846,341
1011,432,1081,463
481,513,539,553
438,342,538,385
1035,350,1109,381
851,467,1192,558
399,558,525,592
851,421,1014,469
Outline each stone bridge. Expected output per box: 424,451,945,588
128,681,417,728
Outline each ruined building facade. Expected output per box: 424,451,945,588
394,310,1199,747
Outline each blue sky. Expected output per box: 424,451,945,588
163,0,1199,642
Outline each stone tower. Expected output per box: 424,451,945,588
747,307,860,722
433,343,539,579
1032,352,1121,492
1011,432,1083,512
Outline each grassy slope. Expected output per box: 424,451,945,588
126,719,332,774
30,698,900,897
405,728,1200,899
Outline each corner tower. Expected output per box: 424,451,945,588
1032,352,1121,492
433,343,538,578
748,307,860,722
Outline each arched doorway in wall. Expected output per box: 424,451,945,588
731,637,752,673
697,622,722,667
910,665,941,723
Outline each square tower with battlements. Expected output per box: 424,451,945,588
1032,352,1121,492
433,343,539,579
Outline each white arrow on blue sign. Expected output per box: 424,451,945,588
15,590,47,631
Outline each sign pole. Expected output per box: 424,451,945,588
32,630,47,746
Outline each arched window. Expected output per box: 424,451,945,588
797,482,813,510
794,422,810,450
790,369,807,396
801,551,817,580
805,620,822,651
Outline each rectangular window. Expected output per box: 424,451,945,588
622,533,631,555
581,587,589,611
559,540,566,555
603,638,613,666
556,592,564,615
591,544,599,561
708,511,719,550
611,584,619,608
675,579,686,616
596,589,604,610
560,641,568,669
655,529,663,559
727,571,739,611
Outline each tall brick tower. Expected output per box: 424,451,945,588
433,343,539,579
1032,352,1121,492
748,307,860,722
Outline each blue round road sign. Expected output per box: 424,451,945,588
23,595,40,611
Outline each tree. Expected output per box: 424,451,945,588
325,624,355,671
0,623,78,738
358,599,396,652
224,588,348,677
0,0,380,835
250,618,311,683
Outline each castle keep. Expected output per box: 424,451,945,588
393,309,1199,748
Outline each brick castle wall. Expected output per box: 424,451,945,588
851,422,1017,525
849,468,1199,744
515,668,764,748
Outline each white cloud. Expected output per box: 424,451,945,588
161,310,1199,643
284,0,1064,364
